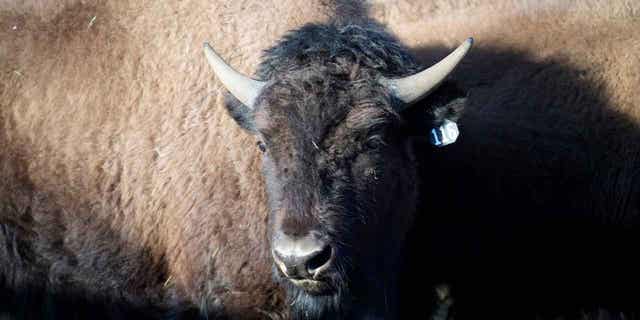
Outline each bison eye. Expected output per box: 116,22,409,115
365,137,384,151
257,141,267,153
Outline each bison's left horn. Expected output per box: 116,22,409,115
204,43,266,108
379,38,473,108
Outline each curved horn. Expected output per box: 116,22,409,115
380,38,473,108
203,43,266,108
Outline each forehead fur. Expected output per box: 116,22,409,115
253,22,414,148
254,66,398,147
257,23,420,80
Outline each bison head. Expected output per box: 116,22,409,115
205,24,472,319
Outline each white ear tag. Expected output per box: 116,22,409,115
429,119,459,147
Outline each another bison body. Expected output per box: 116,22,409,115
388,1,640,318
2,0,640,319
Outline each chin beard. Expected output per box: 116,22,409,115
276,269,396,320
273,265,352,319
286,283,350,319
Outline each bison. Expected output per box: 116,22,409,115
204,17,472,319
2,0,639,319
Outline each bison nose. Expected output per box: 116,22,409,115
272,234,333,280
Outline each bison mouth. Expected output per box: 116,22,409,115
289,276,333,293
273,262,336,295
271,247,359,319
272,249,400,319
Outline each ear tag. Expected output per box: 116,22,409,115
430,119,459,147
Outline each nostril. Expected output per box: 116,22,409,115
306,245,333,276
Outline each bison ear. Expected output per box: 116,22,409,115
224,93,258,133
402,81,467,142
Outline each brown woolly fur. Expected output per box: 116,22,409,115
1,0,639,319
0,1,350,318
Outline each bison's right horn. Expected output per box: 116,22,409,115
379,38,473,109
204,43,266,108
